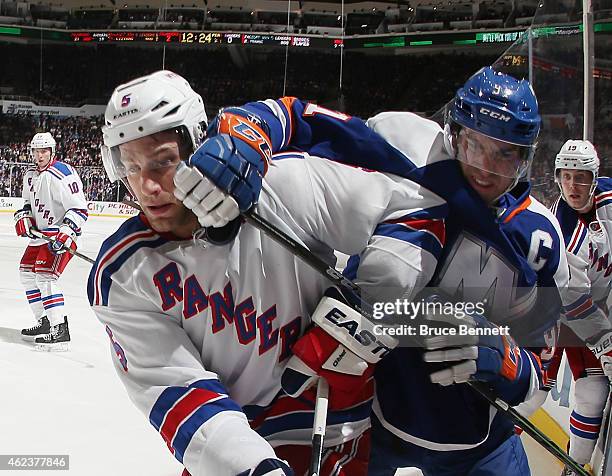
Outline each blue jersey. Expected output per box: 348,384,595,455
210,99,569,452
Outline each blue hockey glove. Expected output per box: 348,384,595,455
421,298,522,386
187,131,267,209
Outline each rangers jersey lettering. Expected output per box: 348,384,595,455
88,152,447,475
21,160,88,245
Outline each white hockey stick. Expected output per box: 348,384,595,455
310,378,329,476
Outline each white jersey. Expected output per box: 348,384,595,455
553,177,612,344
21,160,88,245
88,152,447,476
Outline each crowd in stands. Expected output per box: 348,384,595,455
0,44,499,115
0,44,609,205
0,114,120,201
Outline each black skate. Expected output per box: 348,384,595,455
35,317,70,351
21,316,50,341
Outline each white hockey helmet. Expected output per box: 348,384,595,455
29,132,56,159
554,139,599,200
101,70,208,183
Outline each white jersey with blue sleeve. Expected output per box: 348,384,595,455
21,160,88,246
87,152,448,476
553,177,612,346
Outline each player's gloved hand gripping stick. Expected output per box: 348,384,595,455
29,229,95,265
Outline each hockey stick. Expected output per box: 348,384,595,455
310,378,329,476
30,229,96,265
243,211,591,476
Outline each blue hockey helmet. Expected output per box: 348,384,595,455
450,66,540,147
446,67,541,183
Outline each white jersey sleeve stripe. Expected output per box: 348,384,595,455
150,379,241,463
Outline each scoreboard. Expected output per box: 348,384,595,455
1,22,608,50
69,30,335,48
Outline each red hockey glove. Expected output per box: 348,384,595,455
49,221,78,255
14,206,37,238
281,288,396,409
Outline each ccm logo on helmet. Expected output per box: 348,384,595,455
479,107,511,122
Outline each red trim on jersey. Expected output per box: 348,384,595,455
570,415,601,434
565,296,594,319
159,388,224,450
595,191,612,203
387,217,446,247
567,221,585,253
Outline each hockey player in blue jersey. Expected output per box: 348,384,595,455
201,67,570,475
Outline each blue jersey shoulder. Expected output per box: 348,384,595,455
48,161,73,178
595,177,612,209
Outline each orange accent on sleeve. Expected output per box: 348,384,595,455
278,96,297,146
500,337,520,381
503,197,532,224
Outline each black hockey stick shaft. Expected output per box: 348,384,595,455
30,230,96,265
469,381,589,476
245,210,590,476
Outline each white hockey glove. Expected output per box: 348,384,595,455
588,332,612,382
422,298,523,386
174,156,240,229
236,458,293,476
14,206,37,238
281,287,396,409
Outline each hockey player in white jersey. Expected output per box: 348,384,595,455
206,67,570,475
91,71,449,476
15,132,88,350
544,140,612,475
